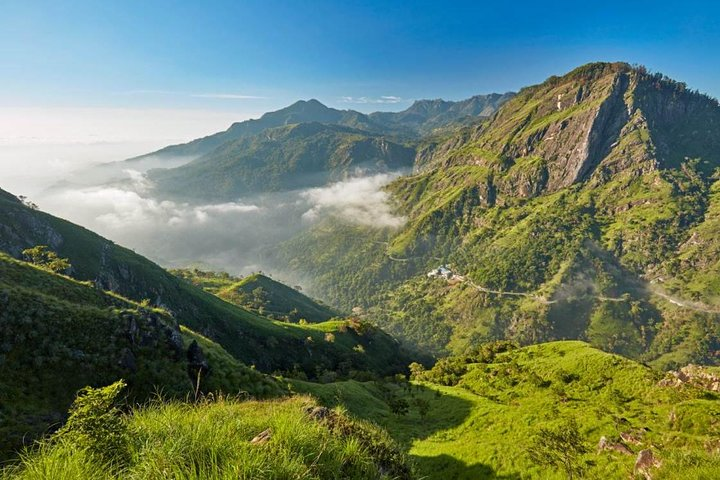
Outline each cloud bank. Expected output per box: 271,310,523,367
34,166,404,278
301,174,405,228
339,95,403,104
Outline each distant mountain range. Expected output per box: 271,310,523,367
147,121,415,200
113,93,512,200
131,93,514,163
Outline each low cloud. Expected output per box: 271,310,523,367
301,174,405,228
31,167,404,282
339,96,404,104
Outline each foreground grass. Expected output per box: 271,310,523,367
2,395,410,480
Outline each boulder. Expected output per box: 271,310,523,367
634,449,661,479
250,428,272,444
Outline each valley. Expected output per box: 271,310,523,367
2,61,720,479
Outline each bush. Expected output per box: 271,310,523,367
21,246,71,274
55,380,129,466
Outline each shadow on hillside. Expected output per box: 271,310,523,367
411,454,522,480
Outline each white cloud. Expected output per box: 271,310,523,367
301,174,405,228
59,185,260,231
339,95,404,104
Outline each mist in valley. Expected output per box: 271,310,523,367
1,142,405,290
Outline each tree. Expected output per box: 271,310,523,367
388,397,409,416
17,195,38,210
527,418,589,479
251,287,268,309
408,362,426,380
21,245,71,274
414,398,430,419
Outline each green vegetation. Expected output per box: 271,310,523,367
0,193,410,380
149,122,415,201
2,385,410,480
294,341,720,479
172,269,339,322
0,252,285,457
21,246,71,274
279,63,720,369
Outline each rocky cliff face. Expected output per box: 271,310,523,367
419,63,720,200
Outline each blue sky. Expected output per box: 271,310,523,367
1,0,719,142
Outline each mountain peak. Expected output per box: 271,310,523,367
424,61,720,195
285,98,330,110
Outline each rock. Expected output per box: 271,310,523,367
597,435,633,455
597,435,609,452
620,431,644,445
304,406,332,421
634,449,661,479
187,340,209,375
250,428,272,444
659,364,720,392
118,347,137,373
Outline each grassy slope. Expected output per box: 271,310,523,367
172,269,339,322
0,190,407,378
0,253,286,458
2,396,411,480
293,341,720,479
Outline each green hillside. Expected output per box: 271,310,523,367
126,98,410,162
148,122,415,201
0,252,283,458
292,341,720,479
172,269,339,322
126,95,511,167
0,188,409,379
279,63,720,367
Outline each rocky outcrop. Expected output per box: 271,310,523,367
416,62,720,204
597,436,633,455
658,364,720,391
634,449,661,480
187,340,210,378
250,428,272,444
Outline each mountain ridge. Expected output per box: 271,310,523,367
278,62,720,368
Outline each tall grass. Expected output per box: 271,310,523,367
2,396,409,480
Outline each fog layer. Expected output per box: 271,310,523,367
3,144,405,283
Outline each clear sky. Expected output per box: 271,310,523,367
2,0,719,143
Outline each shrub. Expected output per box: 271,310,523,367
55,380,129,466
21,246,71,274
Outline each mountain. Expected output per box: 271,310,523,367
148,122,416,201
0,251,282,457
128,95,512,167
0,187,410,378
279,62,720,367
369,92,515,136
171,269,340,322
127,99,403,164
